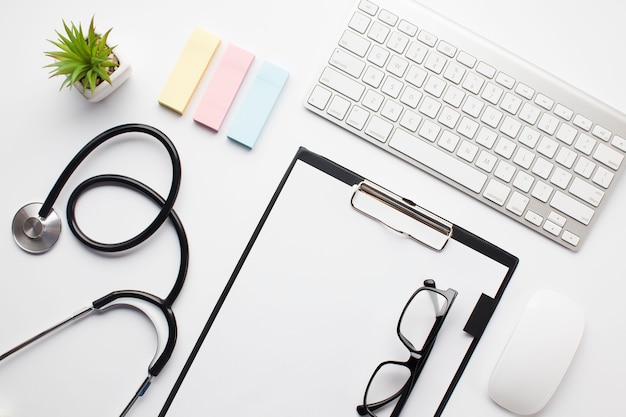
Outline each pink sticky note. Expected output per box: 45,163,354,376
193,44,255,131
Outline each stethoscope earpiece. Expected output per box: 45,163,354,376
12,203,61,254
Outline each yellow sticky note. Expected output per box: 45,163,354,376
158,28,221,114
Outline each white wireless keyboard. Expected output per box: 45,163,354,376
305,0,626,251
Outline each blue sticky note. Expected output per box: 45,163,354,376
227,61,289,148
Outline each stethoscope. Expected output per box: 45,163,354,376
2,124,188,416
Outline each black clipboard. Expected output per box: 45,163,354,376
159,148,518,417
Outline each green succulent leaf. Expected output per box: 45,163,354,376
44,17,119,94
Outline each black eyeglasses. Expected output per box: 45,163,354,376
357,279,458,417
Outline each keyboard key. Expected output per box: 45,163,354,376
532,157,554,179
424,52,447,74
424,76,446,98
368,21,391,43
500,116,522,139
443,61,466,84
327,95,351,120
389,62,410,88
319,67,365,101
363,90,384,111
437,40,457,57
349,12,371,34
419,96,441,118
405,65,428,87
398,19,418,36
339,30,370,57
387,32,409,54
535,93,554,110
513,171,534,193
456,50,476,68
555,147,576,169
569,177,604,207
417,30,437,47
611,135,626,152
443,86,465,108
381,76,404,98
494,160,515,182
330,48,366,78
481,106,503,128
462,73,484,94
554,103,574,121
515,83,535,100
381,100,403,122
389,129,488,193
368,45,390,67
495,72,515,89
438,130,460,152
476,61,496,78
551,167,572,189
418,120,441,142
592,166,614,189
457,140,478,162
519,126,540,148
574,157,595,178
363,66,385,88
593,143,624,170
525,210,543,226
495,137,516,159
483,179,511,206
562,231,581,247
399,86,422,108
537,113,559,135
457,117,479,139
462,96,484,118
399,110,422,132
438,107,461,129
307,86,331,110
555,124,578,145
365,116,393,142
550,191,594,225
346,105,370,130
506,192,529,216
574,133,596,155
573,114,592,131
378,9,398,26
548,211,567,227
519,103,541,125
513,147,535,170
475,127,497,148
476,150,497,172
592,125,612,142
406,42,428,64
531,181,554,203
481,83,503,105
358,0,378,15
537,136,558,158
500,93,522,114
543,220,562,236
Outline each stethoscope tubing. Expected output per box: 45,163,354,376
39,123,182,253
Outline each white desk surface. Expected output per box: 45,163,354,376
1,0,624,416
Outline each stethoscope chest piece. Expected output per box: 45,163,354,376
12,203,61,254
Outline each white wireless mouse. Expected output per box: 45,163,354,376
488,290,585,415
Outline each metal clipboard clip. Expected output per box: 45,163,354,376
351,181,453,251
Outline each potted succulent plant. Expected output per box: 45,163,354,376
44,17,131,102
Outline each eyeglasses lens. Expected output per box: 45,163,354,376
399,290,448,352
365,362,411,415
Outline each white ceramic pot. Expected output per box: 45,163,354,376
75,47,132,102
